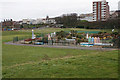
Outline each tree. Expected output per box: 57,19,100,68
76,38,81,45
56,31,68,39
55,13,78,28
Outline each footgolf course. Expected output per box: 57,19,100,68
2,28,118,78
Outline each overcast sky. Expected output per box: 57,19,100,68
0,0,120,21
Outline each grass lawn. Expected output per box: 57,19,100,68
2,28,118,78
21,28,101,33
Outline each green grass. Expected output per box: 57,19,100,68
101,29,119,33
3,45,97,67
2,49,118,78
21,28,101,33
2,28,118,78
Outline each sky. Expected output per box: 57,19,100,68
0,0,120,21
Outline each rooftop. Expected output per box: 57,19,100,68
93,0,107,2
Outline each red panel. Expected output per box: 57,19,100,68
96,2,98,21
100,2,101,21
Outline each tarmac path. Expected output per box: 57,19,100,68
4,41,118,51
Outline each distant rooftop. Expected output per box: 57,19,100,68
93,0,107,2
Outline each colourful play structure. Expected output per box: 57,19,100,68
80,33,113,47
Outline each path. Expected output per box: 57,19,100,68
5,41,118,51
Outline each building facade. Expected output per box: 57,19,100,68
93,0,110,21
118,1,120,10
2,19,14,27
109,11,120,19
21,17,56,25
79,13,94,22
45,16,56,24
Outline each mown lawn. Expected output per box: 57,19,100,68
2,28,118,78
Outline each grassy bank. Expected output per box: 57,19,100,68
2,28,118,78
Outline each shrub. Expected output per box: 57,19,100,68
112,32,118,35
98,32,103,34
67,35,72,39
77,34,84,39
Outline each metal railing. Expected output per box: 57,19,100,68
13,36,31,43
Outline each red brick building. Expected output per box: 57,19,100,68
2,19,14,27
93,0,110,21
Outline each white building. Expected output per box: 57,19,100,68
21,16,56,25
42,19,47,24
31,20,37,24
80,16,93,22
22,19,28,24
36,18,44,24
22,19,36,24
48,18,56,24
42,18,56,24
79,13,94,22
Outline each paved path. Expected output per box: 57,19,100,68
4,41,118,51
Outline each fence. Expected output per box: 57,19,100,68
13,36,31,43
47,40,76,46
